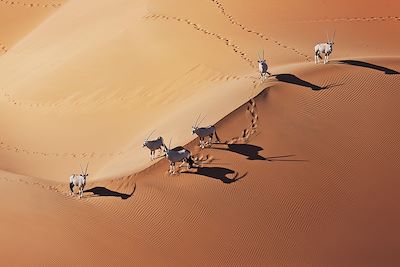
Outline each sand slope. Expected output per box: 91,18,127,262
1,0,400,265
2,58,400,265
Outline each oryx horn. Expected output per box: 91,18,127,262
197,114,207,127
194,114,201,127
85,162,89,175
145,130,156,141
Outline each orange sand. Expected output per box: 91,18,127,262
0,0,399,265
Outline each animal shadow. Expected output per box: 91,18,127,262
183,167,246,184
84,186,135,199
266,154,308,162
213,144,266,160
337,60,399,75
275,73,331,91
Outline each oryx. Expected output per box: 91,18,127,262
143,130,165,160
257,49,271,79
315,31,336,64
192,114,221,149
69,162,89,199
163,140,194,174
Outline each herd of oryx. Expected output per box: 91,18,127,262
69,32,336,198
142,114,220,173
257,30,336,78
70,114,221,198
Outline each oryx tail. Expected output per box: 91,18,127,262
214,128,221,143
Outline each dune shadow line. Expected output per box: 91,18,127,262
337,60,399,75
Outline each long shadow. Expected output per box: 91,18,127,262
212,144,266,160
84,186,135,200
337,60,399,75
183,167,246,184
266,154,308,162
275,73,329,91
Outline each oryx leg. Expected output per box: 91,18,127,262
69,182,74,196
172,163,176,174
179,160,185,168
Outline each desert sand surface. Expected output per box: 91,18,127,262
1,0,400,265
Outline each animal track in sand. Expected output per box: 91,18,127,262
0,43,8,54
228,97,260,144
297,16,400,23
0,0,62,8
209,0,311,62
0,175,65,195
1,74,259,111
0,140,126,160
144,14,255,68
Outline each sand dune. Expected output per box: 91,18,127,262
1,0,400,265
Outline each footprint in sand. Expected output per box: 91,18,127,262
227,97,260,144
144,13,255,68
208,0,311,61
0,0,62,8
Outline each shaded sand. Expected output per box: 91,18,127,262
1,0,400,265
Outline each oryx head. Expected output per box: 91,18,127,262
327,30,336,47
143,130,155,147
80,162,89,179
192,114,206,134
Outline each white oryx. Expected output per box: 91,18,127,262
143,130,165,160
257,49,270,79
163,140,194,174
192,115,221,149
315,31,336,64
69,163,89,199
